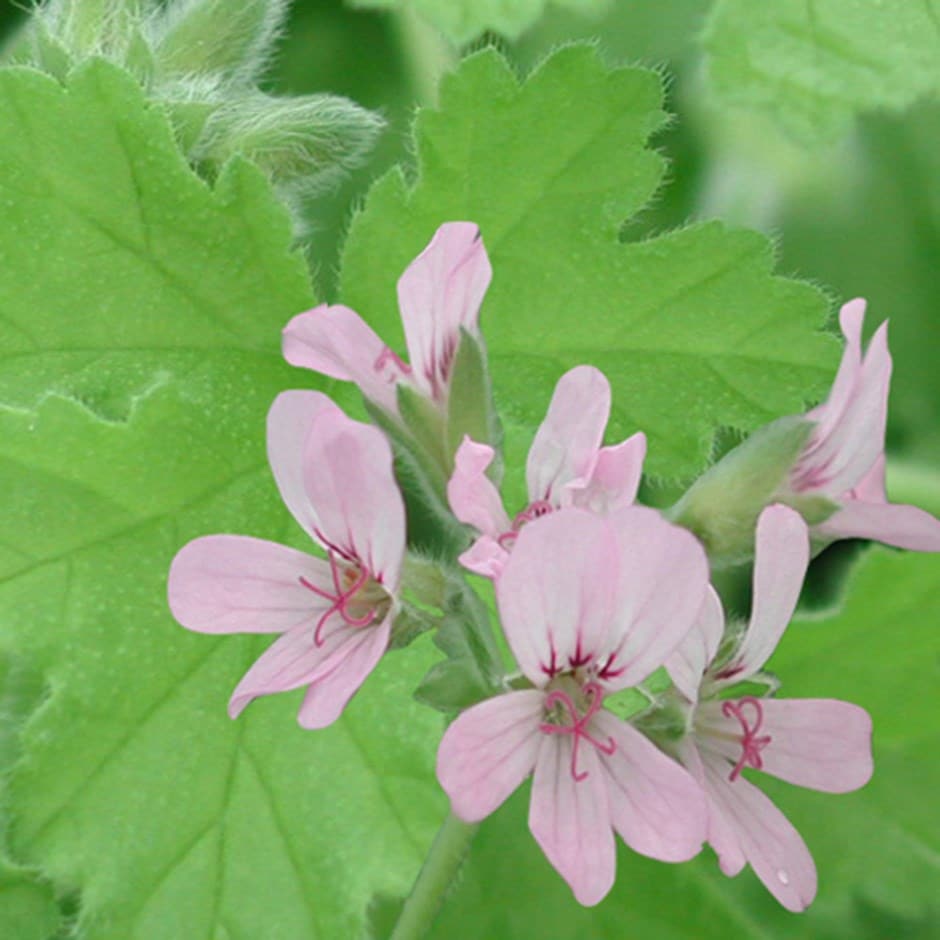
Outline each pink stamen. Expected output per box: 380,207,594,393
539,681,616,782
497,499,555,549
299,551,378,646
722,697,772,782
373,346,412,382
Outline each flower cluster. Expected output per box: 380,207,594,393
168,223,940,911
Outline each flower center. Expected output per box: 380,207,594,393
299,550,390,646
373,346,412,385
721,696,772,781
539,679,616,782
496,499,554,549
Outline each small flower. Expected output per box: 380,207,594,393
282,222,492,415
436,508,709,906
666,504,873,911
447,365,646,578
168,390,406,728
788,299,940,551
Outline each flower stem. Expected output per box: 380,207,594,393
389,812,478,940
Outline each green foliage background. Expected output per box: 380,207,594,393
0,1,937,938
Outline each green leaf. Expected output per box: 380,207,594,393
0,61,445,938
347,0,611,46
0,859,61,940
705,0,940,142
340,46,838,482
430,548,940,938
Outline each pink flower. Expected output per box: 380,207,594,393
666,504,873,911
447,365,646,578
789,298,940,551
168,391,406,729
282,222,492,415
436,508,709,906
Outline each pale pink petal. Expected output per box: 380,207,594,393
168,535,332,635
496,510,618,686
436,690,545,821
457,535,509,580
297,617,391,729
601,506,709,690
526,366,610,504
593,711,706,862
302,408,406,589
698,748,817,912
748,699,873,793
850,452,887,502
447,437,511,537
228,618,369,718
675,738,746,877
282,304,405,414
806,299,866,431
717,504,809,685
397,222,492,400
815,498,940,552
666,586,724,701
797,315,891,498
267,390,342,536
528,733,615,907
570,432,646,514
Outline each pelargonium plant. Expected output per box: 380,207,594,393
168,222,940,936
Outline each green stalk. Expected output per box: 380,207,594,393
389,812,478,940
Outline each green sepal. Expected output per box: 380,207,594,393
151,0,288,83
122,26,155,84
397,382,449,474
445,328,503,480
30,19,73,81
388,554,449,651
669,415,816,567
413,576,504,714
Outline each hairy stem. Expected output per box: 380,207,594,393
389,812,478,940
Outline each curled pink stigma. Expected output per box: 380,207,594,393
539,681,616,782
299,551,378,646
722,696,772,781
373,346,412,381
497,499,555,549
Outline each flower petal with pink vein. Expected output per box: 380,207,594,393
526,365,611,504
282,304,404,414
436,690,545,822
168,535,333,635
698,748,817,912
302,407,406,588
717,504,809,685
397,222,492,400
570,432,646,514
267,390,342,537
745,698,873,793
297,616,392,729
602,505,709,689
594,711,706,862
228,618,374,719
666,586,724,701
496,510,619,686
528,733,616,907
448,436,511,537
816,498,940,552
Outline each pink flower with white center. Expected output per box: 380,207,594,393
447,365,646,579
168,391,405,729
666,504,873,911
437,507,709,906
788,298,940,551
282,222,492,415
